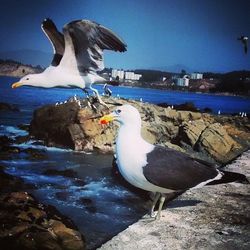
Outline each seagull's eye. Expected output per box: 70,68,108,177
26,78,29,80
116,109,122,114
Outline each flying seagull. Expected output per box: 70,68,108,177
237,35,248,54
100,105,247,219
12,18,127,106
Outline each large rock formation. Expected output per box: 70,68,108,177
30,97,250,164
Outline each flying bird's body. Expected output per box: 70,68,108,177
12,18,127,105
238,35,248,54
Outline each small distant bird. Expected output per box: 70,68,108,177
12,18,127,107
237,36,248,54
103,83,112,97
99,105,247,219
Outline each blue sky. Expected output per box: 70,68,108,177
0,0,249,72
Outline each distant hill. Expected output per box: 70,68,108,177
0,59,43,78
151,64,195,74
0,49,51,67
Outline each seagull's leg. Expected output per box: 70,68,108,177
156,195,166,220
90,85,109,109
149,192,161,218
83,89,90,99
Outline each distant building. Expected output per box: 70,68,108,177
191,73,203,80
176,77,189,87
111,69,142,81
111,69,124,80
125,71,134,80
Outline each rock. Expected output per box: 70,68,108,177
0,136,14,146
196,123,243,163
0,102,19,112
178,119,207,147
29,97,250,164
158,102,200,112
0,168,86,250
43,169,77,178
30,102,80,149
22,148,47,160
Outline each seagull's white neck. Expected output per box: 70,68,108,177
116,123,154,167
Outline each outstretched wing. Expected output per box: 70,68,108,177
41,18,65,66
59,20,127,74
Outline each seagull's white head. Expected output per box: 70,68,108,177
12,74,44,89
100,104,141,128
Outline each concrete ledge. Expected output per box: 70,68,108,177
99,151,250,250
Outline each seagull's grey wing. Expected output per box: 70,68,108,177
41,18,65,66
60,20,127,74
143,146,220,191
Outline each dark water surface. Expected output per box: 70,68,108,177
1,76,250,248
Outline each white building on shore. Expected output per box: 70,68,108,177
176,77,189,87
111,69,142,81
191,73,203,80
111,69,124,80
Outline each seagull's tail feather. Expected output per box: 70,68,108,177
207,171,249,185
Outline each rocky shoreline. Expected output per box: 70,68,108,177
30,96,250,164
1,97,250,249
0,165,86,250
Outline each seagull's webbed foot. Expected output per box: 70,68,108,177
149,192,161,218
155,196,166,220
149,193,166,220
90,86,110,110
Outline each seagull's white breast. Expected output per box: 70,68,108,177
116,126,174,193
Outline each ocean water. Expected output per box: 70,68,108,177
0,76,250,249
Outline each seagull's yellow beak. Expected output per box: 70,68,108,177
99,114,114,125
12,82,23,89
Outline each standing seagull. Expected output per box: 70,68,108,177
12,18,127,106
100,105,246,219
237,35,248,54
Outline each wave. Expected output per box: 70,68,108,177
13,139,73,152
0,125,28,137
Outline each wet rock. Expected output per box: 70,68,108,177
78,198,97,213
0,145,20,154
17,124,30,132
55,192,72,201
0,168,86,250
43,169,77,178
14,135,30,144
0,102,19,112
0,136,14,146
22,148,47,160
